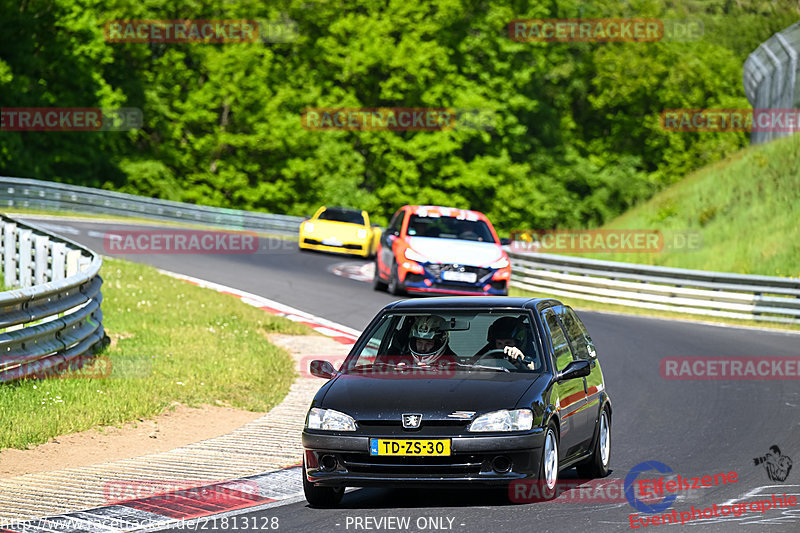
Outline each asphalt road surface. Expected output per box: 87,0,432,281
23,217,800,533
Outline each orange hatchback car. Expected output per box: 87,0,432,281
373,205,511,296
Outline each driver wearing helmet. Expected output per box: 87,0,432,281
475,316,536,369
406,315,457,366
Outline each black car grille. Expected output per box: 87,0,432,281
303,238,362,250
357,421,468,431
341,453,485,475
424,264,492,280
430,283,487,293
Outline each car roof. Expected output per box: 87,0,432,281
321,206,364,213
401,205,487,221
383,296,561,312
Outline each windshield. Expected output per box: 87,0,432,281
343,311,543,375
318,208,365,225
406,214,496,242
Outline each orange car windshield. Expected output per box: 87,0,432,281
406,215,495,242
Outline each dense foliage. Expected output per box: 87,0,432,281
1,0,797,232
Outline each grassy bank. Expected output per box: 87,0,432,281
573,133,800,277
0,258,311,450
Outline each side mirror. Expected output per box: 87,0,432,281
309,360,336,379
557,360,591,382
500,237,511,246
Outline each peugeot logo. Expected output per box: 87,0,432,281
402,413,422,429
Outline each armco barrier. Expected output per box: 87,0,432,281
3,177,799,326
0,213,106,382
508,251,800,324
0,176,304,236
743,21,800,144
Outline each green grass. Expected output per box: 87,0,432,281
569,133,800,277
0,257,312,450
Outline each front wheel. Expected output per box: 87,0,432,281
576,407,611,479
372,259,388,291
302,460,344,508
538,423,560,500
387,262,405,296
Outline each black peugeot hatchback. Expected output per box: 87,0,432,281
301,297,612,507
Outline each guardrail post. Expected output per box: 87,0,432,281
65,249,81,277
0,219,4,281
18,229,32,288
0,215,107,382
51,242,66,281
3,222,17,287
34,235,49,284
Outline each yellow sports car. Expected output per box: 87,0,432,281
298,206,381,258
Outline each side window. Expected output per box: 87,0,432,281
387,211,404,236
543,309,574,371
351,317,394,366
558,306,594,360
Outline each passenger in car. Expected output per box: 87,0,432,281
406,315,458,365
475,316,539,370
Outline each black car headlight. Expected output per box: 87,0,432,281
467,409,533,432
306,407,357,431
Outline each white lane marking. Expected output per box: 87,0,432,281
27,222,81,235
331,261,374,282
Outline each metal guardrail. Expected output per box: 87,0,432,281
3,176,798,326
0,214,106,382
508,251,800,324
744,21,800,144
0,177,305,236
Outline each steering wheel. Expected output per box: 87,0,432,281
474,348,517,363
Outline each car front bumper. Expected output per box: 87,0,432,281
302,429,545,487
396,262,509,295
299,237,370,257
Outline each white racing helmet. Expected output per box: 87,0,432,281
409,315,449,364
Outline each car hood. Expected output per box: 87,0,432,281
320,372,543,421
406,237,503,266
